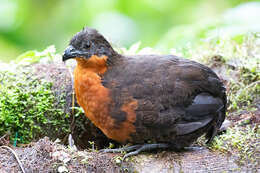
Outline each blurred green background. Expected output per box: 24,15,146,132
0,0,260,61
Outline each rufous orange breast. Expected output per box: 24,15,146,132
74,55,137,143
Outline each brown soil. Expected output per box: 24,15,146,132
0,134,258,173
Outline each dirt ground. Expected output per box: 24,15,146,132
0,138,258,173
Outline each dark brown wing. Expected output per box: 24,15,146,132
102,55,226,146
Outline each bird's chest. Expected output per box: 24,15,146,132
74,67,111,125
74,65,137,143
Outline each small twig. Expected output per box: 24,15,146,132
66,64,76,132
0,134,9,146
0,146,26,173
0,134,7,141
70,91,76,132
64,64,77,147
61,64,76,144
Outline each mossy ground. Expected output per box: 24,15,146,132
188,33,260,167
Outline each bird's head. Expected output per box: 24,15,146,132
63,27,117,62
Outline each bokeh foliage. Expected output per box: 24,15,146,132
0,0,259,61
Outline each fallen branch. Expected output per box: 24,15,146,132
0,146,26,173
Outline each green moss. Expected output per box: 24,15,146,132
228,75,260,112
0,47,69,144
210,125,259,165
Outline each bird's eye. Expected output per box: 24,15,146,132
84,41,90,49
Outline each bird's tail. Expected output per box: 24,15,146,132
205,105,225,144
175,93,226,143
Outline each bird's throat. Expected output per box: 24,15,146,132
75,55,108,75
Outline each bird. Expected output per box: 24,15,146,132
62,27,226,158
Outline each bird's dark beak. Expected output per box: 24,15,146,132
63,45,77,61
63,45,90,61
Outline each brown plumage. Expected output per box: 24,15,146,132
63,27,226,158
